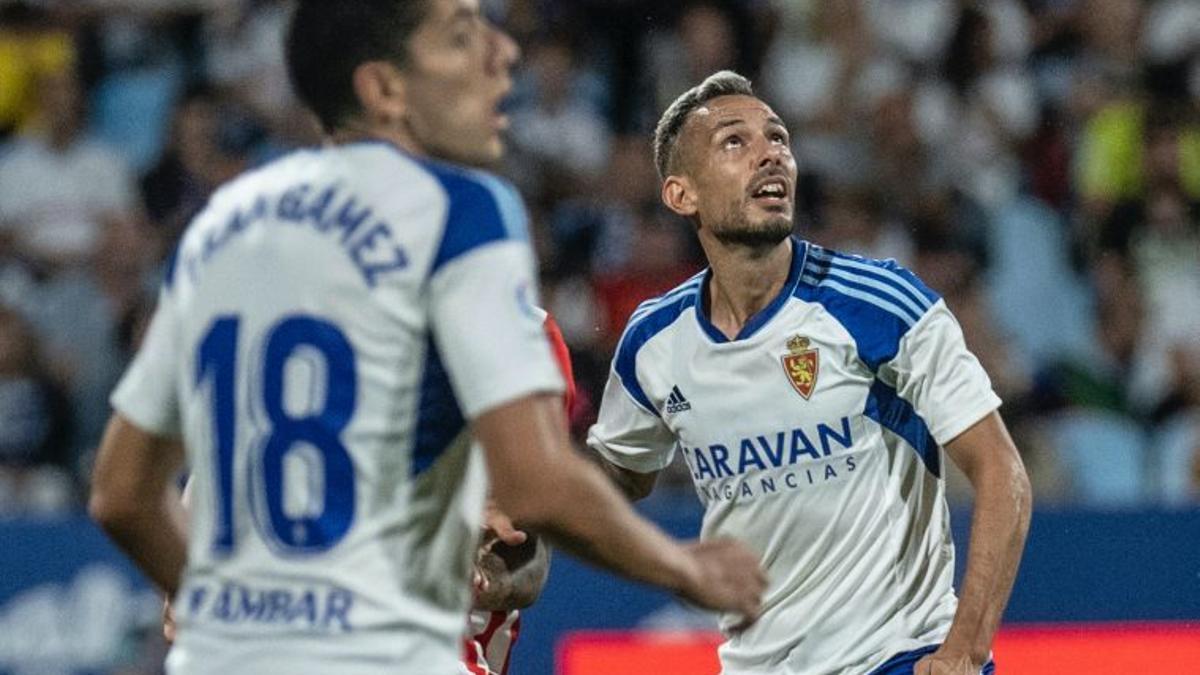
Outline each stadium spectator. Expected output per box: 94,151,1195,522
0,67,139,276
0,2,76,140
140,86,259,239
19,211,155,461
507,35,612,189
0,303,74,515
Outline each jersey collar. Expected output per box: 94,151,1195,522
694,236,809,343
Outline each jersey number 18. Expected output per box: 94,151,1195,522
196,314,357,556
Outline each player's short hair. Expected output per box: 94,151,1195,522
286,0,431,132
653,70,755,180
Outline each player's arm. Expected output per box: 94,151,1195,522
89,414,188,596
882,300,1032,673
585,348,675,502
595,458,660,501
90,286,188,597
430,177,763,617
924,412,1031,672
475,393,762,615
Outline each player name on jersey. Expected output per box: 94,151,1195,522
177,182,411,290
182,581,354,633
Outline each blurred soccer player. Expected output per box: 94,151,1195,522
589,71,1032,675
87,3,767,673
166,312,571,674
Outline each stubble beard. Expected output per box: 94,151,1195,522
710,207,794,250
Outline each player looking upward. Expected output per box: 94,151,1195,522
87,3,766,673
588,71,1032,675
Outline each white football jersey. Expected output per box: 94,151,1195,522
588,237,1001,674
111,142,563,675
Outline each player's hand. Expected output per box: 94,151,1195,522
677,538,766,626
481,499,527,550
913,648,985,674
475,500,525,603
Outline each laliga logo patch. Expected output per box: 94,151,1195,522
781,334,818,400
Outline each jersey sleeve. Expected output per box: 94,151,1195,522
878,300,1002,446
110,288,183,436
586,364,677,474
426,171,563,419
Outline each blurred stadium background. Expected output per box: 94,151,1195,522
0,0,1198,673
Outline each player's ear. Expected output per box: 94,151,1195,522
352,61,408,126
662,175,698,218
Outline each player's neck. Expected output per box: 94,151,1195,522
328,121,426,159
703,237,793,340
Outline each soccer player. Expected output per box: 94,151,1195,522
87,3,767,673
588,71,1032,675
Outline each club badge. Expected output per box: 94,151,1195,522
782,335,818,400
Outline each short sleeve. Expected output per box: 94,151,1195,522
110,289,183,436
426,169,563,419
587,367,678,474
879,300,1002,446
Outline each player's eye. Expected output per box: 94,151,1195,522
723,135,743,149
771,132,789,144
450,17,481,48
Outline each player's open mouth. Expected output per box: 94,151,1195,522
750,178,789,205
493,92,512,132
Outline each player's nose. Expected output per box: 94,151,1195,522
758,139,787,169
490,25,520,74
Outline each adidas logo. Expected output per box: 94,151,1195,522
664,386,692,414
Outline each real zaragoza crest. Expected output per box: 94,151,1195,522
782,335,818,400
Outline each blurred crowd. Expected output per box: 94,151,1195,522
1,0,1198,516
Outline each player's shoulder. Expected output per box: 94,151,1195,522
796,243,939,326
411,157,530,271
794,243,941,369
614,270,706,359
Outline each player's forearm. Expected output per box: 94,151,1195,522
479,395,700,595
90,477,188,597
499,451,697,595
943,453,1032,663
92,494,188,596
595,454,657,501
89,415,188,596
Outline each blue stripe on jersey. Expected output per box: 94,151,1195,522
806,247,937,311
863,380,940,476
799,273,920,327
802,261,925,323
614,290,700,417
412,334,465,475
424,161,528,274
628,272,705,325
795,246,938,372
472,171,530,240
